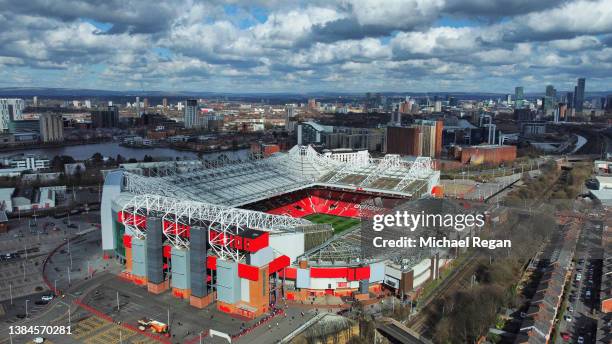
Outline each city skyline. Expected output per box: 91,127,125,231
0,0,611,93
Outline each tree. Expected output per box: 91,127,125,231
91,152,103,164
51,155,64,171
74,164,83,183
51,155,75,172
62,155,76,164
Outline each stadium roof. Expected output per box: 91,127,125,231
120,145,439,207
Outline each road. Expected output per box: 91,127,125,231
555,219,603,344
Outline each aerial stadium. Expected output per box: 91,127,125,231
100,145,445,318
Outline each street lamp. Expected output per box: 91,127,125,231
25,300,29,318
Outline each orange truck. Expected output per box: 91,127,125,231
137,318,168,334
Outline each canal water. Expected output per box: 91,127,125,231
0,142,249,161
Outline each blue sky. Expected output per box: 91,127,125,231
0,0,611,93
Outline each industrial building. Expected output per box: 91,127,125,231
452,145,517,165
101,146,443,318
39,113,64,142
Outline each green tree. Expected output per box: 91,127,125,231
91,152,103,164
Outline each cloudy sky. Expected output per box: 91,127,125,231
0,0,611,93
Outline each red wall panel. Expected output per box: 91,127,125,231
207,256,217,270
238,263,259,281
163,245,172,259
354,267,370,281
243,232,269,252
233,236,244,250
268,255,290,275
279,267,297,279
122,235,132,249
310,267,348,278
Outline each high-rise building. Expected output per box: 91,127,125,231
285,105,296,131
33,96,38,107
415,119,443,158
0,99,25,132
162,98,168,110
135,96,141,116
307,98,316,111
385,120,442,158
434,101,442,112
544,85,556,113
39,113,64,142
558,103,568,121
605,95,612,113
143,98,149,110
574,78,585,113
515,87,524,101
385,126,422,156
91,106,119,128
567,91,574,109
389,106,402,126
184,99,200,129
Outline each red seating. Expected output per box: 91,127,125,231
252,188,370,219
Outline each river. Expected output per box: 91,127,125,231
0,142,249,161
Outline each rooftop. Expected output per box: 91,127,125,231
120,145,439,207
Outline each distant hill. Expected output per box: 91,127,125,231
0,87,609,99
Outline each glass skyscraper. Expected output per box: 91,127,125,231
574,78,585,113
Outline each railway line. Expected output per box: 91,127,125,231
408,251,483,336
408,166,567,338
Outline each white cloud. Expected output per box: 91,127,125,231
348,0,444,28
548,36,601,51
391,26,478,56
0,0,611,92
252,7,342,48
